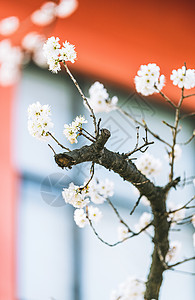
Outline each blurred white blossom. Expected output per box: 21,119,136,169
117,224,129,241
55,0,78,18
110,276,145,300
22,32,45,52
0,39,23,86
136,152,162,177
0,16,19,36
74,208,88,228
88,205,102,223
167,202,185,225
135,212,152,232
31,2,56,26
135,63,165,96
166,241,181,263
88,178,114,204
27,101,53,140
165,144,182,163
191,215,195,228
170,66,195,89
86,81,118,113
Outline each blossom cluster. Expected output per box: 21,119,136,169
135,152,162,177
110,276,145,300
62,178,114,227
134,63,165,96
63,116,87,144
27,101,54,140
31,0,78,26
170,66,195,89
43,36,77,73
86,81,118,113
0,39,23,86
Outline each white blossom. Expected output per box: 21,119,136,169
135,212,152,232
191,215,195,228
87,178,114,204
110,276,145,300
136,152,162,177
166,241,181,263
167,202,185,225
63,115,87,144
74,208,88,228
98,178,114,198
31,2,56,26
170,66,195,89
62,182,89,208
43,36,76,73
47,56,61,73
27,101,53,140
135,63,165,96
43,36,61,61
88,206,102,223
117,224,129,241
89,190,106,204
59,41,77,63
193,233,195,249
0,16,19,36
86,81,118,113
55,0,78,18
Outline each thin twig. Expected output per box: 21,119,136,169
162,120,175,130
183,93,195,99
180,112,195,120
168,268,195,276
47,132,71,151
179,134,194,145
154,86,177,109
167,256,195,269
117,107,171,147
130,195,142,215
87,219,153,247
81,127,96,140
169,87,184,181
48,144,56,154
78,130,96,142
79,162,95,191
63,62,98,136
106,197,133,232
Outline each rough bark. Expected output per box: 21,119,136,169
54,129,170,299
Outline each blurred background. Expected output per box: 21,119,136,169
0,1,194,300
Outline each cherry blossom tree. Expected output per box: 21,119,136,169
0,1,195,299
27,37,195,300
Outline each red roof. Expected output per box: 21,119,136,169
1,0,195,110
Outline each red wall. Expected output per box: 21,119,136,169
0,87,16,299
